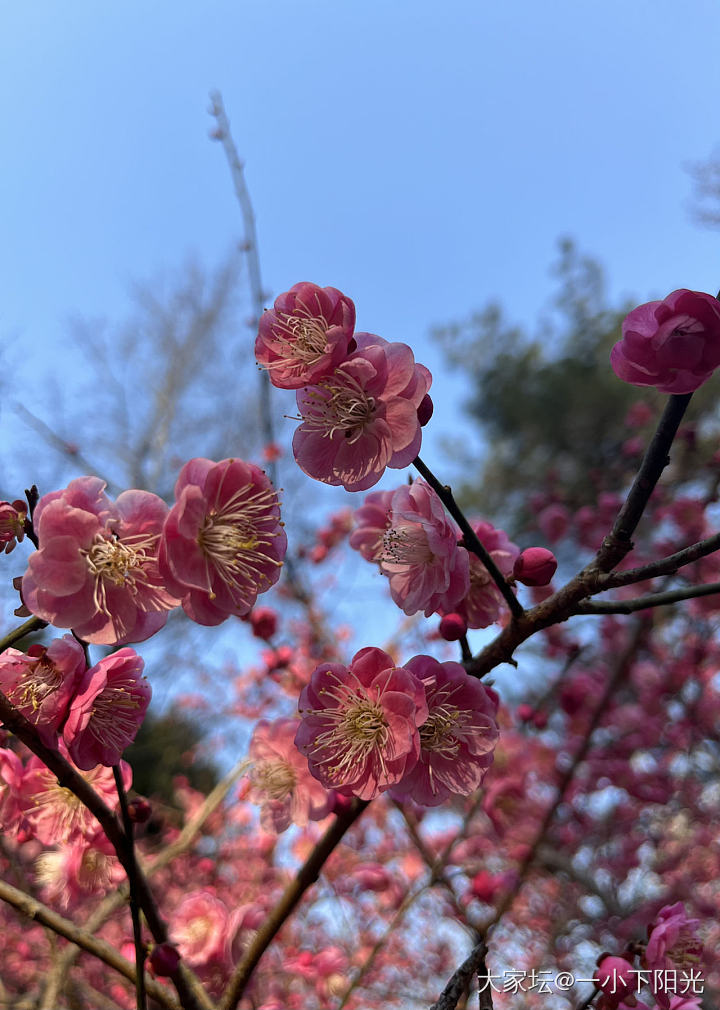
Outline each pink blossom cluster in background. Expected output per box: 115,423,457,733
256,282,432,491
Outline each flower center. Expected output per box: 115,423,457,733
420,705,461,757
83,530,160,616
307,674,390,785
196,484,283,604
270,311,330,371
14,658,62,712
380,523,434,567
254,760,297,801
300,374,376,443
87,681,143,755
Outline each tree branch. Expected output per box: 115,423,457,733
218,798,369,1010
429,941,489,1010
596,531,720,589
413,455,524,619
576,580,720,614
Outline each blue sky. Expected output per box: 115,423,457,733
2,0,720,482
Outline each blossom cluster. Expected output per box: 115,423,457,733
19,457,286,645
255,282,432,491
0,636,148,769
350,479,523,627
295,648,499,804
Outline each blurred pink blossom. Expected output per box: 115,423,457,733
171,890,230,967
643,902,703,1009
450,520,519,629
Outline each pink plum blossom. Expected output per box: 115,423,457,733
611,289,720,393
21,477,177,645
450,520,520,628
0,636,86,745
35,830,123,908
643,903,703,1009
292,333,432,492
377,480,469,617
170,890,229,966
389,657,499,805
159,457,287,626
348,489,394,563
255,281,356,389
19,751,132,845
63,648,150,770
0,499,26,554
296,647,428,800
248,718,333,832
0,747,25,832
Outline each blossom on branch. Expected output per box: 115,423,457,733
611,289,720,394
377,480,469,617
0,500,27,554
159,457,287,625
21,477,177,645
389,657,499,805
248,718,333,832
296,647,428,800
63,647,150,770
643,902,703,1009
292,333,431,492
448,520,519,628
0,636,86,745
255,281,356,389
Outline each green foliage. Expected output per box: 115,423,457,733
125,706,219,805
435,240,662,526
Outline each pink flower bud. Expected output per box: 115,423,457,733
249,606,278,641
593,955,635,1007
438,613,467,641
516,704,534,723
513,547,557,587
417,393,434,426
127,798,152,823
149,942,181,977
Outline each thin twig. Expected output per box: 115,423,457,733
0,616,47,652
576,580,720,614
596,531,720,589
413,456,524,619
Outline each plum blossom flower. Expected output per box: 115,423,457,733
248,718,333,832
296,647,428,800
63,648,150,770
21,477,177,645
170,890,229,966
594,955,637,1010
20,752,131,844
0,636,86,745
643,903,703,1009
389,657,499,805
35,830,122,908
0,500,27,554
611,289,720,394
377,480,469,617
348,489,394,562
293,333,432,492
159,458,287,626
255,282,356,389
450,520,519,629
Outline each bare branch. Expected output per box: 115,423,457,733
576,580,720,614
429,941,489,1010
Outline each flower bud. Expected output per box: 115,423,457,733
127,797,152,823
438,613,467,641
249,606,278,641
513,547,557,587
149,942,181,977
593,955,635,1007
417,394,434,427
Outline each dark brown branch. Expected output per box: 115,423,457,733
413,455,524,619
597,531,720,589
576,580,720,614
429,941,489,1010
218,799,369,1010
592,393,692,572
0,879,179,1010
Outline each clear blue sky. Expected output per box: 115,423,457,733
2,0,720,474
